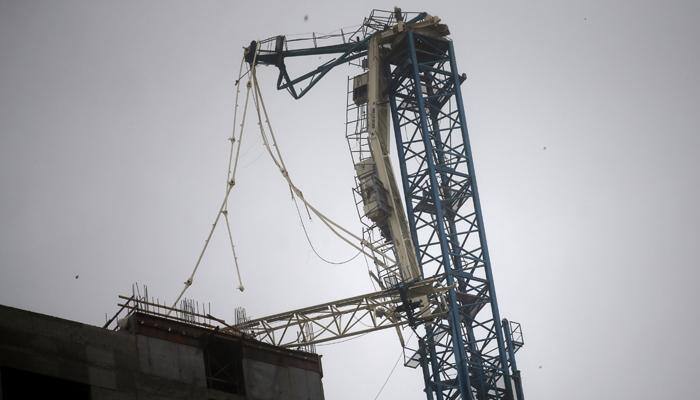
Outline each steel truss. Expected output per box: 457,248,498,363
240,9,524,400
385,31,515,400
233,278,450,348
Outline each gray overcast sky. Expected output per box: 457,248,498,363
1,1,699,399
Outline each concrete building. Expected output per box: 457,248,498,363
0,303,325,399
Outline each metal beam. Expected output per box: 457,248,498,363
233,278,449,349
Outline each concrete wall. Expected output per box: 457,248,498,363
243,358,325,400
0,305,323,400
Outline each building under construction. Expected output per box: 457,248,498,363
0,298,324,400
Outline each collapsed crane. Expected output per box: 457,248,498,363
235,9,525,400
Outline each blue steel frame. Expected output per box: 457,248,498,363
386,31,514,400
248,11,523,399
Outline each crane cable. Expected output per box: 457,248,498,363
166,40,397,314
373,330,416,400
222,55,249,292
166,50,258,316
292,196,361,265
250,73,396,268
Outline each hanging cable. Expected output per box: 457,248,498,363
166,181,237,316
225,57,246,187
292,196,361,265
372,331,416,400
167,41,395,314
167,48,260,316
223,211,244,291
250,74,397,268
373,351,402,400
222,56,249,293
314,331,370,347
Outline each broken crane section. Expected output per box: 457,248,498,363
236,8,525,400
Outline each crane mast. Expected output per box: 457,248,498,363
238,9,524,400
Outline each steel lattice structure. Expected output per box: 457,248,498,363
241,9,524,400
386,31,515,400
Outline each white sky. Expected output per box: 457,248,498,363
1,1,699,399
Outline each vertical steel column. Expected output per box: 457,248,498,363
388,69,446,400
446,41,513,399
387,30,522,399
418,338,437,400
406,30,472,399
423,65,490,400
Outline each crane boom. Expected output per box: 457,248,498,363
233,277,450,348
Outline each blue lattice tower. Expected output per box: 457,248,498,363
242,9,525,400
386,31,514,400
